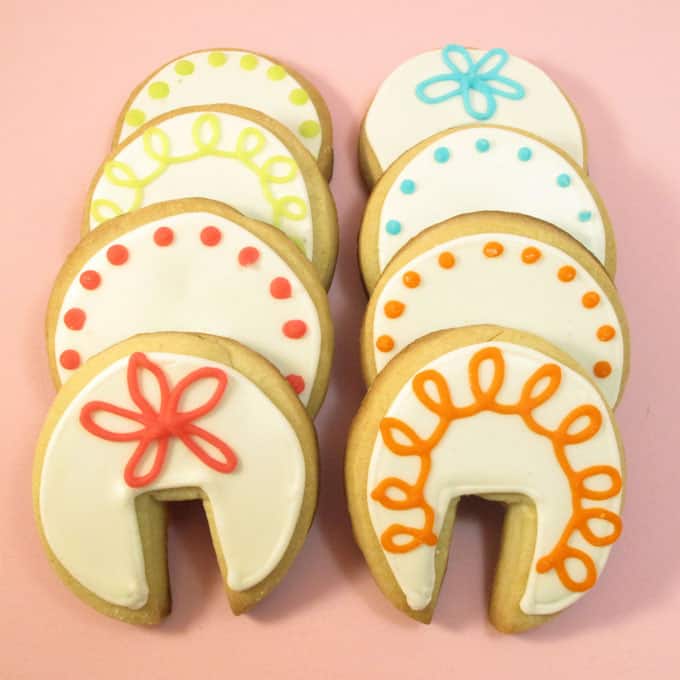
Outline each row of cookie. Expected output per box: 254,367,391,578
347,46,628,633
34,51,338,624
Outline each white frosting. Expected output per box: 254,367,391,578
376,127,606,272
371,233,624,405
364,47,584,174
367,342,623,615
40,352,306,609
117,50,323,158
55,212,322,405
89,109,314,258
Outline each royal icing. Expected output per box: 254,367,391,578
367,341,623,615
39,351,307,609
116,50,326,163
371,126,609,275
368,232,626,406
89,109,315,258
53,211,325,407
363,45,584,177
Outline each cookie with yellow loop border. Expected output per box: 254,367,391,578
86,104,338,288
347,325,625,633
50,199,333,417
361,212,629,408
34,332,318,624
114,48,333,179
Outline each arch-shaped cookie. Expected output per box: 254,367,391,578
360,45,586,186
347,326,624,633
50,199,333,417
360,125,614,290
362,212,629,407
114,48,333,179
34,332,318,624
86,104,337,287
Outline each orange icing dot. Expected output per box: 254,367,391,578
582,291,601,309
522,246,541,264
483,241,504,258
438,251,455,269
597,325,616,342
402,271,421,288
593,361,612,378
558,265,576,282
376,335,395,352
384,300,405,319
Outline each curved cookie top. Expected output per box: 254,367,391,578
361,45,585,184
361,125,613,290
115,49,333,178
51,200,333,416
87,104,338,287
363,213,628,407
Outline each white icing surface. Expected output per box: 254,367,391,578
55,212,322,405
90,110,314,259
367,342,622,615
117,50,323,158
40,353,306,608
364,47,584,174
371,233,624,405
377,127,606,272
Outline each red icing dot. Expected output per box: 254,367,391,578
79,270,101,290
59,349,81,370
270,276,292,299
283,320,307,339
107,244,129,265
286,374,305,394
154,226,174,246
201,226,222,246
64,308,86,330
238,246,260,266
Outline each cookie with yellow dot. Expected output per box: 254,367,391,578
114,49,333,179
361,212,629,407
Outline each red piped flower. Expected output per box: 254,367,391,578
80,352,237,488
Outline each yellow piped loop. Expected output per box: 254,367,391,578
275,195,308,223
91,198,124,223
235,127,266,158
142,127,171,164
260,156,298,184
191,113,221,153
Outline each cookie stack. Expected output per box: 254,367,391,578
347,45,629,633
34,50,337,624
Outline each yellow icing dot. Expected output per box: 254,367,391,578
267,65,287,81
289,88,309,106
208,51,227,67
299,120,320,138
125,109,146,127
240,54,258,70
148,81,169,99
174,59,194,76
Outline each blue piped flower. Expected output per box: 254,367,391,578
415,45,525,121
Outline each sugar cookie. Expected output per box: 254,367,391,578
347,325,624,633
362,212,628,407
34,332,318,624
50,199,333,416
114,49,333,179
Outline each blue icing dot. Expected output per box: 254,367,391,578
578,210,592,222
557,173,571,187
385,219,402,235
475,138,490,152
400,179,416,194
517,147,532,161
434,146,450,163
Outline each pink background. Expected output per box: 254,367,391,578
2,0,679,677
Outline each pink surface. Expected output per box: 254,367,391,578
1,0,678,677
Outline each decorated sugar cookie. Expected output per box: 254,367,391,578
362,212,628,407
360,125,614,290
114,49,333,179
86,104,338,287
49,199,333,416
34,333,318,624
347,326,624,633
360,45,586,186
